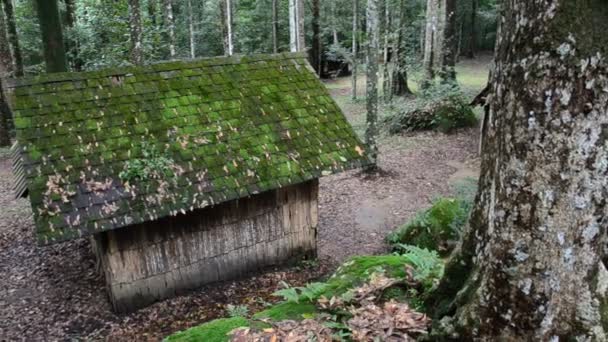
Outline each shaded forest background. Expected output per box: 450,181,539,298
2,0,497,75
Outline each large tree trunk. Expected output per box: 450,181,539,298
430,1,608,339
0,6,12,146
289,0,305,52
35,0,68,73
365,0,379,167
272,0,278,53
351,0,358,100
440,0,456,83
128,0,144,65
310,0,321,74
163,0,176,58
1,0,23,76
391,0,411,96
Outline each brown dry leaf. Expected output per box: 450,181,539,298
347,300,431,341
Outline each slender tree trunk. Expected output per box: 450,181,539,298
464,0,477,58
391,0,411,96
289,0,305,52
272,0,278,53
365,0,379,167
432,0,445,75
331,0,339,45
221,0,234,56
310,0,321,74
0,7,12,146
351,0,358,100
382,0,391,101
128,0,143,65
2,0,23,76
35,0,68,73
440,0,456,83
422,0,436,87
163,0,176,58
430,1,608,340
187,0,195,58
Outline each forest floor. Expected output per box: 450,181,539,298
0,57,489,341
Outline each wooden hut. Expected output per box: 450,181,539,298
4,53,370,312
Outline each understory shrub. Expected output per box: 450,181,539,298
387,178,478,256
383,83,477,134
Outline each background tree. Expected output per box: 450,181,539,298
431,1,608,339
220,0,234,56
2,0,23,76
35,0,68,73
422,0,437,87
127,0,143,65
289,0,304,52
351,0,358,100
463,0,477,58
391,0,411,96
309,0,320,74
365,0,379,167
187,0,195,58
271,0,278,53
440,0,456,82
0,4,12,146
163,0,176,58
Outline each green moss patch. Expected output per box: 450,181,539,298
253,302,318,321
164,317,249,342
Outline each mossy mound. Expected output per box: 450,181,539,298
164,255,415,341
164,317,249,342
387,198,471,256
253,302,318,321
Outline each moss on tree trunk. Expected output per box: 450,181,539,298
428,0,608,339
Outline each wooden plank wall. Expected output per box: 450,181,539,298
92,179,319,312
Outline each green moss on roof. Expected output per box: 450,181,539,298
8,52,370,245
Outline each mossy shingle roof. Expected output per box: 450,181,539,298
6,53,370,245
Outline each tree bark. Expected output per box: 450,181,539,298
2,0,22,76
351,0,358,100
163,0,176,58
430,1,608,339
391,0,411,96
365,0,379,167
128,0,144,65
310,0,321,74
35,0,68,73
440,0,456,83
272,0,278,53
0,7,12,146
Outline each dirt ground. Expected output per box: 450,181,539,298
0,73,481,340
